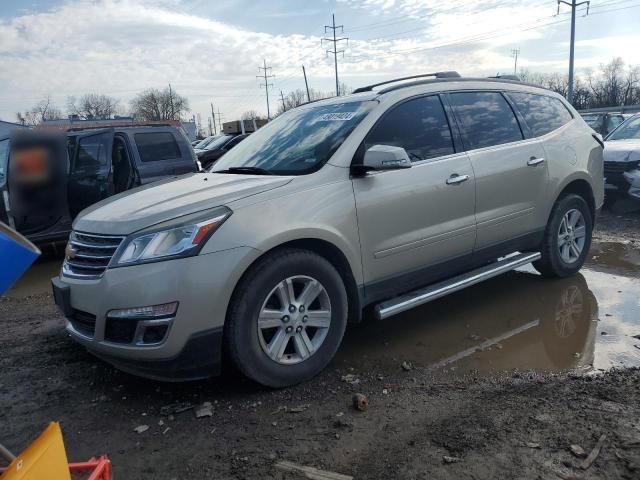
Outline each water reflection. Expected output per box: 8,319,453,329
340,271,600,375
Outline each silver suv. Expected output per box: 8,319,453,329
52,72,604,387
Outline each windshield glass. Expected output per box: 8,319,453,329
607,115,640,140
0,139,9,187
195,136,216,149
582,115,603,130
203,134,233,150
212,100,375,175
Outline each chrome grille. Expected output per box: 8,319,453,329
63,231,125,279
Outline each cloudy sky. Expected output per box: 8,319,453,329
1,0,639,127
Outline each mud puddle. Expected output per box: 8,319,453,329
339,241,640,376
3,256,62,298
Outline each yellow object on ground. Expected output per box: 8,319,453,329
1,423,70,480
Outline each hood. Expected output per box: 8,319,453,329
74,172,292,235
603,139,640,163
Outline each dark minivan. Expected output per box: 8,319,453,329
1,125,198,244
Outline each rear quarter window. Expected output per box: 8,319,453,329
508,92,573,137
134,132,181,162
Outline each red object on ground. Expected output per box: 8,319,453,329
68,456,112,480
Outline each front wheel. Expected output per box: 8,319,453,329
225,248,348,388
533,194,593,278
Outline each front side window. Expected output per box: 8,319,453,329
74,132,110,173
607,115,640,140
134,132,181,162
0,139,9,187
509,92,573,137
212,100,375,175
364,95,455,162
449,91,523,150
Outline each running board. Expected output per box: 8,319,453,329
374,251,541,320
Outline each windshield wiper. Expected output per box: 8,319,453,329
214,166,274,175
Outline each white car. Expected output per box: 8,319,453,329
603,114,640,200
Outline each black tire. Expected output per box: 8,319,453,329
533,194,593,278
225,248,348,388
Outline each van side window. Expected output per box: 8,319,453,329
134,132,181,162
449,91,523,150
74,132,110,173
508,92,573,137
365,95,454,162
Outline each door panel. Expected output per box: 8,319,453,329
353,94,476,298
447,91,549,251
467,140,548,248
353,154,476,294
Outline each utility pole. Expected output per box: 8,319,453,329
216,108,224,132
280,90,286,112
302,65,311,102
208,117,212,136
257,59,274,119
322,14,348,97
168,83,175,120
558,0,590,104
210,103,217,135
511,48,520,76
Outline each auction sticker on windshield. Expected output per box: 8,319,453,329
318,112,357,121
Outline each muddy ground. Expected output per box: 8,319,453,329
1,208,640,479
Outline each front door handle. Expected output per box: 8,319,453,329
527,157,545,166
446,174,470,185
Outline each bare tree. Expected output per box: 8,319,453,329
16,95,62,125
66,93,120,120
130,87,189,121
241,110,266,121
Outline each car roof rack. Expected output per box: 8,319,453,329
352,71,461,93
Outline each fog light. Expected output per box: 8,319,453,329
107,302,178,320
142,325,169,344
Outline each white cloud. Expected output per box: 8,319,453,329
0,0,636,124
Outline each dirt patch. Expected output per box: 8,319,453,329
1,208,639,479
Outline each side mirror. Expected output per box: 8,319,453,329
362,145,412,171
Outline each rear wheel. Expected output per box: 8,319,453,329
225,248,348,388
533,194,593,278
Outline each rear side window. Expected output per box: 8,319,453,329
75,132,110,173
449,92,523,150
365,95,455,161
508,92,573,137
134,132,181,162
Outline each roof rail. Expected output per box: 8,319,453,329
488,74,521,81
353,71,461,93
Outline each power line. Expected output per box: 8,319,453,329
257,59,274,120
322,14,348,96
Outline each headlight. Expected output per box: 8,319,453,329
112,207,232,266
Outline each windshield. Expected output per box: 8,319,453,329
582,115,603,130
195,136,216,149
606,115,640,140
202,134,233,151
0,138,9,187
212,100,375,175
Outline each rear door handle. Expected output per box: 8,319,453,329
446,174,470,185
527,157,545,166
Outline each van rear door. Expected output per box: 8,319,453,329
67,128,114,218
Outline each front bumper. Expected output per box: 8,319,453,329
52,246,260,380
